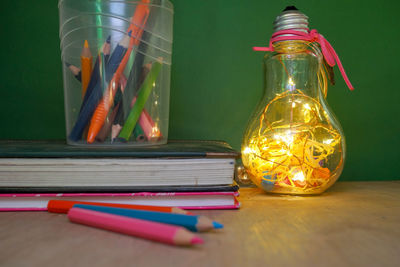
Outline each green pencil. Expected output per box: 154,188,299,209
133,124,146,142
118,60,162,141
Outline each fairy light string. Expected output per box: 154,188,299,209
243,28,351,194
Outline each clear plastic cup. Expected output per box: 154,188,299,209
58,0,173,146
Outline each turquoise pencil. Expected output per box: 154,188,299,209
74,204,223,232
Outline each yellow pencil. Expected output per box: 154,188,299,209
81,40,93,98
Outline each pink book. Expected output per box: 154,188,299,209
0,191,240,211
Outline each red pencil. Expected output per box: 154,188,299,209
47,199,193,215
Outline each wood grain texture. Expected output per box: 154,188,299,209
1,181,399,267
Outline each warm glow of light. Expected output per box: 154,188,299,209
151,127,160,136
323,139,334,145
243,147,253,154
304,103,311,110
282,133,294,146
274,133,294,147
287,77,296,90
292,172,305,182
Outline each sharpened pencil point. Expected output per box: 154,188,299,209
212,221,224,229
106,36,111,43
191,236,204,245
84,40,89,48
64,62,71,67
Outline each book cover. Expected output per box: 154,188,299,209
0,140,239,158
0,191,240,211
0,183,240,193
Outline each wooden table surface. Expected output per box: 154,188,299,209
1,181,400,267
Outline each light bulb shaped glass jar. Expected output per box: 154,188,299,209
242,40,345,195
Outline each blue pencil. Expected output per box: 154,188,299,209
69,34,130,142
73,204,223,232
105,33,130,82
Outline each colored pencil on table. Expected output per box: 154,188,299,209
87,1,150,143
81,40,93,98
68,207,203,246
47,200,192,215
65,62,81,82
118,60,162,141
74,204,223,232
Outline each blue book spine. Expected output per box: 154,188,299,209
73,204,200,232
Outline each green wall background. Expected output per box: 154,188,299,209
0,0,399,181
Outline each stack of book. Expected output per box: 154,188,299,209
0,140,240,211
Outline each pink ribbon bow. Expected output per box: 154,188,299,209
253,29,354,90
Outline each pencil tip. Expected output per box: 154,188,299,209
212,221,224,229
64,62,71,67
84,40,89,48
106,36,111,43
191,236,204,245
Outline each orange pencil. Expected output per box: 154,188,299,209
81,40,93,98
47,200,193,215
87,0,150,143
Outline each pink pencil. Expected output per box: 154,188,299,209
68,207,203,246
131,97,162,141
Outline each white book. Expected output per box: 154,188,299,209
0,140,239,190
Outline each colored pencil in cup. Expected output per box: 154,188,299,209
95,101,121,142
86,33,132,143
105,35,130,82
80,36,111,112
133,124,146,142
114,64,159,143
127,0,150,47
65,62,81,82
74,204,223,232
69,37,111,141
86,1,150,143
95,86,124,142
81,40,93,98
68,207,203,246
118,60,162,141
111,101,124,141
47,200,192,215
131,96,162,141
126,62,162,141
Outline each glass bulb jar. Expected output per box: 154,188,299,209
242,40,345,195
